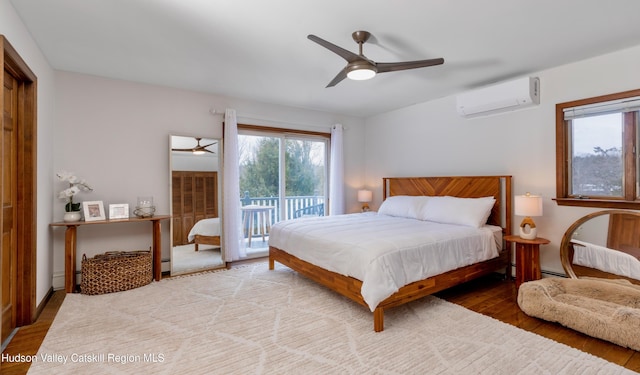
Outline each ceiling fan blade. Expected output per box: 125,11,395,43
308,34,361,63
326,67,349,88
173,147,215,154
194,148,215,154
376,58,444,73
172,137,216,154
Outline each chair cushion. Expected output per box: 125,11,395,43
517,277,640,351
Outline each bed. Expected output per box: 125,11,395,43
187,217,221,251
268,175,512,332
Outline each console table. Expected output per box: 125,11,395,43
51,215,171,293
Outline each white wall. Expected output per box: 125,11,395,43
53,71,366,288
364,44,640,275
1,0,56,305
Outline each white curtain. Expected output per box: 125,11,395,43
222,109,247,261
329,123,345,215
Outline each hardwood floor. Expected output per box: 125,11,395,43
2,267,639,374
435,274,640,372
1,290,65,375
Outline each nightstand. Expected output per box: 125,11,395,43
504,235,550,289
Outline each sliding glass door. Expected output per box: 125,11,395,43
285,138,327,220
238,130,328,250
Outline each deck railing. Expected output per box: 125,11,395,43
241,193,325,238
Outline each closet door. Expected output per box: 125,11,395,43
181,174,195,244
172,171,218,246
171,173,186,246
193,172,218,223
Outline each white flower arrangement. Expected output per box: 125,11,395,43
57,171,93,212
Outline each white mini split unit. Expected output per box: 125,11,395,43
456,76,540,118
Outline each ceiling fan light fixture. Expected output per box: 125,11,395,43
308,31,444,87
346,63,377,81
192,149,206,155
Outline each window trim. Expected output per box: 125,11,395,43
555,88,640,209
237,124,331,139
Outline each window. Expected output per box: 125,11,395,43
237,124,330,249
556,89,640,208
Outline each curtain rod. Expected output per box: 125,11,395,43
209,107,345,131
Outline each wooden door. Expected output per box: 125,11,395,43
172,173,184,246
172,171,218,246
1,69,18,344
0,37,38,342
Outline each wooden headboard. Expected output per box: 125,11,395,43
382,176,512,234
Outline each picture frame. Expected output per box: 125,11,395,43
108,203,129,220
83,201,106,222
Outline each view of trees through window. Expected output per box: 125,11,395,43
571,146,623,196
570,114,623,197
239,136,325,197
238,133,327,222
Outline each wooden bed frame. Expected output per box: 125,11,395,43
269,175,513,332
193,234,221,252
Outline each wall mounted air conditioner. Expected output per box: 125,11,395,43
456,76,540,118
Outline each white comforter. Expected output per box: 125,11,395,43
268,212,501,311
187,218,221,242
571,239,640,280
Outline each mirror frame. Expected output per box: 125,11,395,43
560,209,640,284
169,134,225,275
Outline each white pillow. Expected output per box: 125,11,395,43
378,195,430,219
419,196,496,228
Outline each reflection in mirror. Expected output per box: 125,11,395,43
170,135,224,275
561,210,640,285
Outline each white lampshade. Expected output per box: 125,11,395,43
357,190,373,203
515,193,543,217
357,189,372,212
515,193,543,239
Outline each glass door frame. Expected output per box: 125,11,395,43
237,125,331,226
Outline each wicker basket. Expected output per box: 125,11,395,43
81,250,152,295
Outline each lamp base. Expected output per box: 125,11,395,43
361,203,370,212
519,226,537,240
519,216,537,240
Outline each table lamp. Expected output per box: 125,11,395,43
515,192,543,240
358,190,372,212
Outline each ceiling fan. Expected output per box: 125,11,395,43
308,30,444,88
172,137,216,155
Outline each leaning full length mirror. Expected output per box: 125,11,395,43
170,135,224,275
561,210,640,284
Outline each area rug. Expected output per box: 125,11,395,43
28,263,634,374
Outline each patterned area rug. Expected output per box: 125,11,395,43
28,263,633,374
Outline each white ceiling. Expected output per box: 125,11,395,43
10,0,640,117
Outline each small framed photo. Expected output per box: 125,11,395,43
109,203,129,220
83,201,105,222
